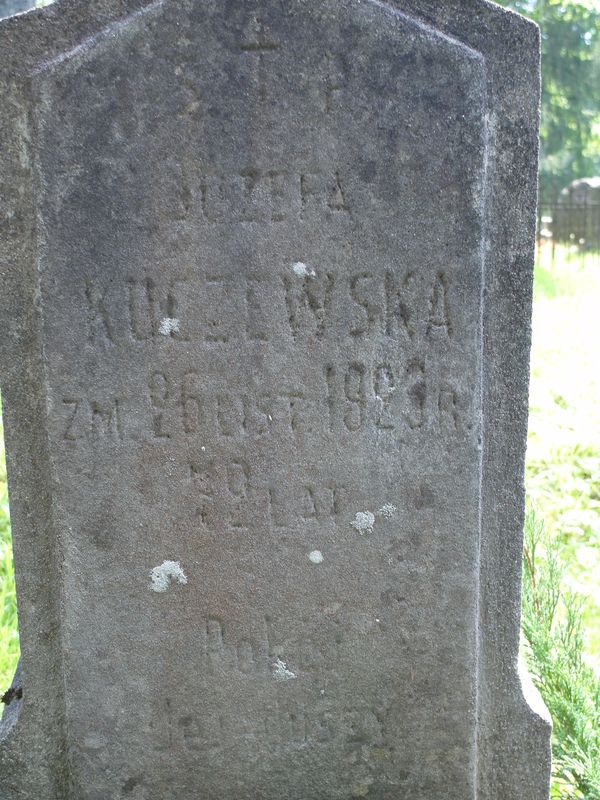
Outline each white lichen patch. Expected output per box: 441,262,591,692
150,560,188,593
272,658,297,681
351,511,375,535
292,261,316,278
308,550,324,564
378,503,397,518
158,317,180,336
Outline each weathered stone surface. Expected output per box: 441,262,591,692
0,2,551,799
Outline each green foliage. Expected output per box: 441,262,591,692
0,410,19,691
528,245,600,667
524,245,600,798
495,0,600,196
522,510,600,798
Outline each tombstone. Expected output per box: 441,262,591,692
0,2,551,798
553,177,600,250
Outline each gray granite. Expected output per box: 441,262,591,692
0,1,551,798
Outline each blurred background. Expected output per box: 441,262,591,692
0,0,599,797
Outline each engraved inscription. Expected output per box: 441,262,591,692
239,15,281,104
62,398,124,441
323,361,465,435
82,270,455,347
200,169,350,224
427,272,453,339
323,52,347,113
283,271,334,339
85,281,114,346
58,357,469,445
188,459,346,532
128,278,188,342
153,695,392,760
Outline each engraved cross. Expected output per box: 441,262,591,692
240,15,280,103
324,52,345,113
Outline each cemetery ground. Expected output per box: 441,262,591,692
0,245,598,795
524,244,600,798
527,244,600,669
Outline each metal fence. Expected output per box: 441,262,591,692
537,196,600,264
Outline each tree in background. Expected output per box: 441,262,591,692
497,0,600,198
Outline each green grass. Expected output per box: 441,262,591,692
525,244,600,798
527,244,600,672
0,410,19,692
522,510,600,799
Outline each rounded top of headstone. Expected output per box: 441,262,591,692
559,177,600,204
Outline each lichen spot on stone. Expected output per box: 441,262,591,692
150,560,188,593
292,261,316,278
159,317,180,336
378,503,397,518
272,658,297,681
309,550,324,564
351,511,375,535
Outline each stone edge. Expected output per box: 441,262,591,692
393,2,552,798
